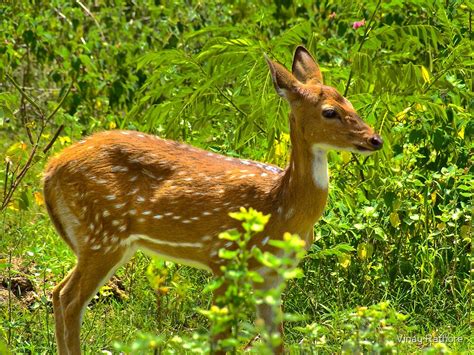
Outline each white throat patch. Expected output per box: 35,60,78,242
311,145,329,189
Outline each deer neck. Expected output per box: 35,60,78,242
273,115,329,235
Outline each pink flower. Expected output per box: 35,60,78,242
352,19,366,30
329,12,336,19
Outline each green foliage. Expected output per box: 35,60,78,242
114,208,306,353
296,301,411,352
0,0,472,353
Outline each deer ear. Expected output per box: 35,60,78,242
265,54,299,101
292,46,323,84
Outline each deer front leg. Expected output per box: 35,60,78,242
210,279,231,355
255,272,284,354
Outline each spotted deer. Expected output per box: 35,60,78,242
44,46,383,354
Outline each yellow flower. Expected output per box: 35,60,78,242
34,191,44,206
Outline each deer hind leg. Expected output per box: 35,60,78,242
55,247,133,355
52,269,75,355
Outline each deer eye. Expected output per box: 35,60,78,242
322,108,339,119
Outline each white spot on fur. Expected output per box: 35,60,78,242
115,202,126,209
129,209,137,216
153,214,163,219
137,196,145,202
106,195,117,201
285,207,295,220
103,210,110,217
142,210,152,215
128,187,139,195
143,169,157,179
112,220,120,226
111,166,128,173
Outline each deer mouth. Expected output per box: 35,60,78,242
354,144,374,153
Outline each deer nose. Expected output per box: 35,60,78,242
368,134,383,150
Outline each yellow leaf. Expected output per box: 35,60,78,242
357,242,374,260
421,65,431,83
108,121,117,129
393,200,402,210
158,286,170,295
458,126,465,139
341,151,351,164
274,133,290,158
460,225,470,239
8,202,19,211
390,212,400,227
34,191,44,206
338,253,351,269
357,306,368,316
395,107,411,122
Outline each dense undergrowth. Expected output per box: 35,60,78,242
0,0,472,353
